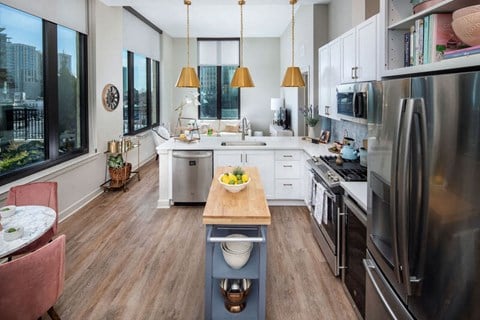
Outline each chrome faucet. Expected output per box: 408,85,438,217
241,117,248,140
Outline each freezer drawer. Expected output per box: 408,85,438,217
172,150,213,203
364,251,413,320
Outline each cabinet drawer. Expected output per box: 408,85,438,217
275,150,301,161
275,161,301,179
275,179,302,199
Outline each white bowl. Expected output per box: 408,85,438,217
223,234,253,253
0,205,16,218
221,244,252,269
218,176,250,193
3,226,23,241
452,12,480,47
453,5,480,20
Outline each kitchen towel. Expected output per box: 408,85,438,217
314,181,327,225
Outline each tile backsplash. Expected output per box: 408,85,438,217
331,119,367,149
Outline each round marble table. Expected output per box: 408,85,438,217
0,205,56,258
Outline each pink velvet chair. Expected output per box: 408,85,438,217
6,182,58,255
0,234,66,320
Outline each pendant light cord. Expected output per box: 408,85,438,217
185,0,191,67
239,0,245,67
291,0,295,67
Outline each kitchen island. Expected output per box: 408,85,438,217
203,166,271,320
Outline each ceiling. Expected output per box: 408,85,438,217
99,0,330,38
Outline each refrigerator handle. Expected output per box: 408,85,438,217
391,98,407,285
398,98,415,295
416,99,429,291
399,98,429,296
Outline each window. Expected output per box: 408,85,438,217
123,50,160,134
0,4,88,185
198,39,240,120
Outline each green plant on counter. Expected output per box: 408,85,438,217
302,105,319,127
108,154,125,168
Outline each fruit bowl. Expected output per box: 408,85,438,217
218,176,250,193
218,167,250,193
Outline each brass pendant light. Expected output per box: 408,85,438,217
281,0,305,87
176,0,200,88
231,0,255,88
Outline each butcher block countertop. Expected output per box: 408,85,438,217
203,166,271,225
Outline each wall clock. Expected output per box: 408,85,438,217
102,84,120,111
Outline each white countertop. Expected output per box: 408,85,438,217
158,136,333,157
341,182,368,212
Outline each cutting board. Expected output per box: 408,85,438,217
203,166,271,225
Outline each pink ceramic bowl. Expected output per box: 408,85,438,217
452,12,480,47
453,5,480,21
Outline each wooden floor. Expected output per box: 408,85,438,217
56,159,357,320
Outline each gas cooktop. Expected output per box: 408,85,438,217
308,155,367,187
319,156,367,182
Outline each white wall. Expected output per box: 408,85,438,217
160,33,175,132
170,38,199,126
280,4,328,136
328,0,366,40
241,38,280,134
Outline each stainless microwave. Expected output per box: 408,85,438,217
336,81,379,124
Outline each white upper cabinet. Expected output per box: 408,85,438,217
381,0,480,77
340,15,378,83
318,39,341,119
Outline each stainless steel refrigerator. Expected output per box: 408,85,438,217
365,70,480,319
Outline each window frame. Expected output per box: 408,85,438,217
197,38,241,120
0,7,89,186
123,50,160,135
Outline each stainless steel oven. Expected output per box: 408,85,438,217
310,169,343,276
307,156,368,277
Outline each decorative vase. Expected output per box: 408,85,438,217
308,126,315,138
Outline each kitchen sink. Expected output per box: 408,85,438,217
221,141,267,146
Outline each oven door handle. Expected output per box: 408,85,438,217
314,178,335,201
312,172,335,198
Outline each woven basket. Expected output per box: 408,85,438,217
109,162,132,182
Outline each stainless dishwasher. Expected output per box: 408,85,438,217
172,150,213,203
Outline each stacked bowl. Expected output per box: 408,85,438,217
452,5,480,47
221,234,253,269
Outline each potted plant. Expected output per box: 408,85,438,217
108,154,131,183
302,105,319,138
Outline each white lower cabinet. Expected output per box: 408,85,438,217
214,150,275,199
274,150,302,200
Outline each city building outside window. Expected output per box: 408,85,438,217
0,4,88,185
123,50,160,135
197,39,240,120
